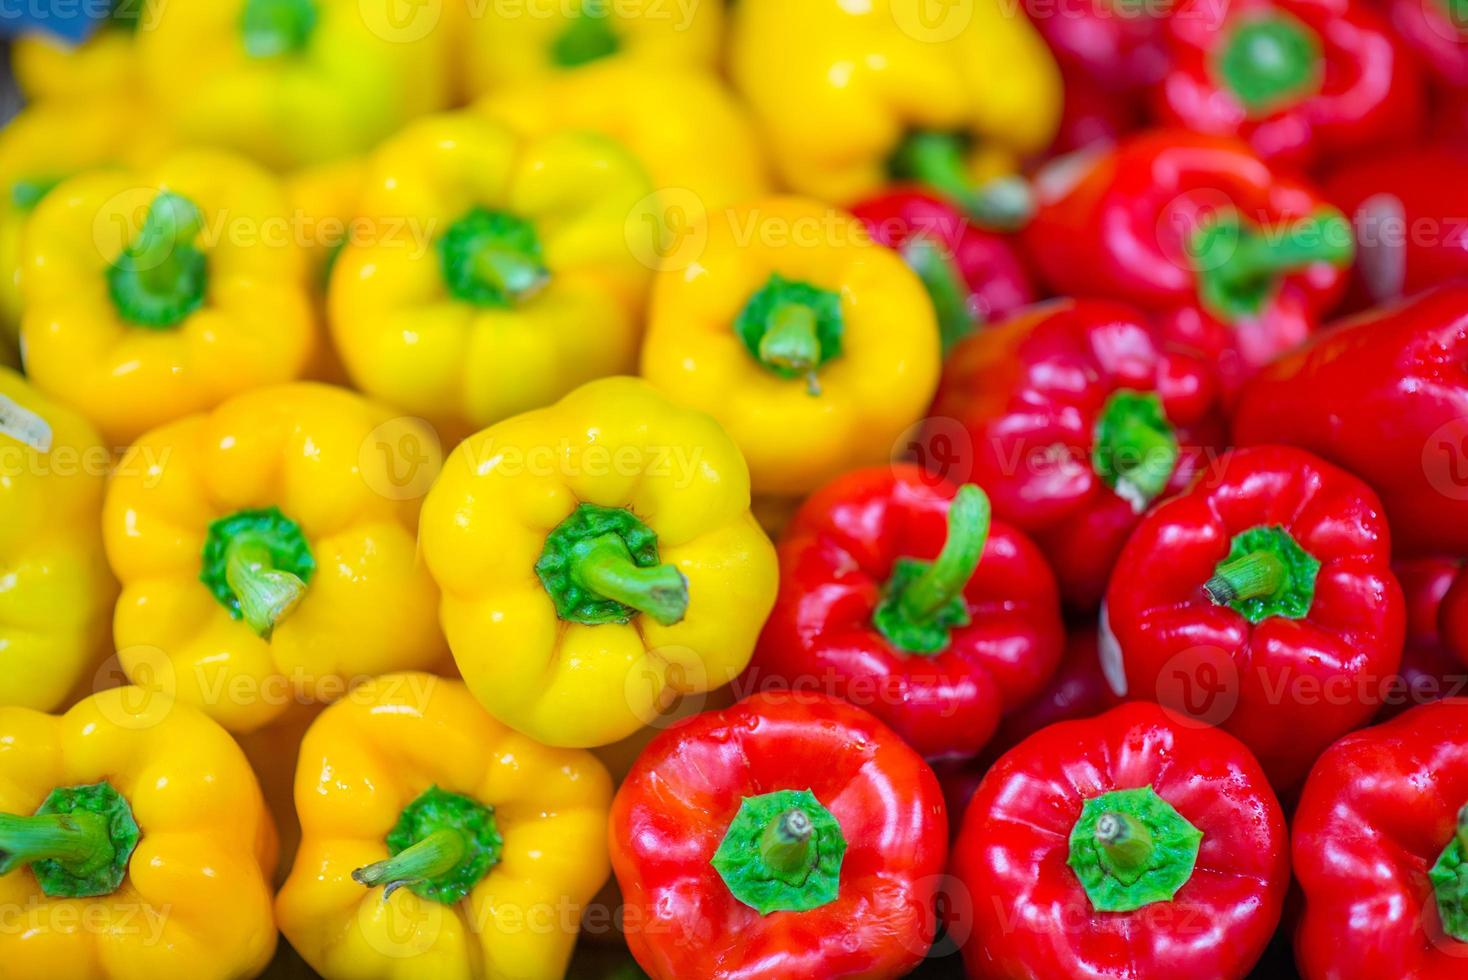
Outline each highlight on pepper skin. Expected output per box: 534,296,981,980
4,1,1468,977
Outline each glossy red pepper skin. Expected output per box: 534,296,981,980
748,465,1064,760
1024,0,1171,151
1382,559,1468,719
923,298,1226,609
1104,445,1405,791
609,692,948,980
1385,0,1468,89
1023,131,1350,396
1326,147,1468,308
1233,285,1468,556
850,189,1035,352
1156,0,1424,170
1293,698,1468,979
950,701,1289,979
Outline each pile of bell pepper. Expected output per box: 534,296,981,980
4,1,1468,977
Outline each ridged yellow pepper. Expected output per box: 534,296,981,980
20,149,317,447
640,197,941,496
137,0,451,170
277,672,612,979
12,8,141,102
0,687,277,979
730,0,1062,224
479,61,768,215
421,376,778,748
0,369,115,712
457,0,722,99
0,97,169,355
330,112,656,438
102,383,448,734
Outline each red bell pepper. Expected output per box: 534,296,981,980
1103,445,1405,790
1233,284,1468,556
850,189,1035,353
949,701,1289,979
747,465,1065,760
1155,0,1425,170
1444,559,1468,667
1382,558,1468,719
1023,131,1353,396
1385,0,1468,89
922,298,1227,608
609,692,947,980
1326,146,1468,308
1024,0,1172,151
1293,698,1468,978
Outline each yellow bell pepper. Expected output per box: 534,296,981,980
20,148,316,446
0,686,277,979
102,382,448,733
0,97,170,355
478,61,769,217
330,111,656,438
729,0,1062,224
137,0,451,170
11,6,142,102
420,376,778,748
457,0,722,99
640,196,941,496
0,368,116,712
277,672,612,979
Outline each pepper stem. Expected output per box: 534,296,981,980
1095,811,1154,883
889,132,1034,230
1205,551,1286,606
224,534,309,639
569,533,688,627
107,191,209,329
1430,802,1468,941
352,828,467,902
758,303,822,379
1195,209,1354,322
551,0,620,67
0,812,115,879
899,485,990,622
1218,14,1323,115
471,246,550,304
1093,390,1180,513
759,809,816,878
872,484,991,655
241,0,318,58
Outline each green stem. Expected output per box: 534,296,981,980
352,828,467,901
551,0,620,67
0,812,115,879
759,809,816,878
901,235,978,353
241,0,318,58
1093,390,1179,512
1195,209,1354,322
757,303,822,377
107,191,209,329
872,484,991,655
1094,811,1154,883
569,533,688,627
1204,551,1286,606
471,247,549,305
889,132,1034,230
1218,14,1323,115
1430,802,1468,942
224,535,309,639
899,485,990,622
